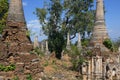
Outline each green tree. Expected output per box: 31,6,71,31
35,0,94,58
0,0,8,34
62,0,95,39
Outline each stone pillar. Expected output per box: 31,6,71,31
91,57,95,79
45,40,50,55
99,56,103,77
94,56,103,79
82,62,87,80
33,36,39,49
118,46,120,53
61,50,64,60
87,61,91,80
41,42,44,52
66,32,71,50
103,62,106,80
77,32,82,50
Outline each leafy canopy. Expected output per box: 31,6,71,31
35,0,94,58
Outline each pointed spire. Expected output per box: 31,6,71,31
66,32,71,50
7,0,26,27
45,40,50,55
118,46,120,53
96,0,104,21
33,36,39,49
41,42,44,52
77,32,82,50
90,0,109,47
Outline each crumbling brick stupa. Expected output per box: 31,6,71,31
0,0,33,54
0,0,44,79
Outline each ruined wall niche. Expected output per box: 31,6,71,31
106,65,118,80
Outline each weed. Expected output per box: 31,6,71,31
26,74,33,80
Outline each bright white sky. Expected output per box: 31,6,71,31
22,0,120,42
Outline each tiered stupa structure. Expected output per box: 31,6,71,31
0,0,32,53
90,0,109,49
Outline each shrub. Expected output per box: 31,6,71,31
81,39,90,47
0,64,16,72
67,45,85,71
26,74,33,80
33,47,44,57
48,31,65,59
103,39,113,51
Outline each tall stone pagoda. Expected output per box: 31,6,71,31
0,0,32,53
90,0,109,49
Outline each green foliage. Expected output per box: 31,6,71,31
0,64,16,72
0,0,8,33
70,44,80,56
26,30,31,37
48,31,65,59
33,47,44,57
62,0,95,39
103,39,113,51
35,8,47,25
72,57,85,71
112,37,120,52
26,74,33,80
81,39,90,47
86,49,92,56
36,0,95,58
65,45,85,70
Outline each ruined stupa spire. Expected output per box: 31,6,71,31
90,0,109,47
0,0,32,53
77,32,82,50
7,0,25,27
66,32,71,50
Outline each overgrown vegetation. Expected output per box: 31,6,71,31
103,39,113,51
81,38,90,47
0,0,8,33
64,45,85,71
0,64,16,72
30,47,44,57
